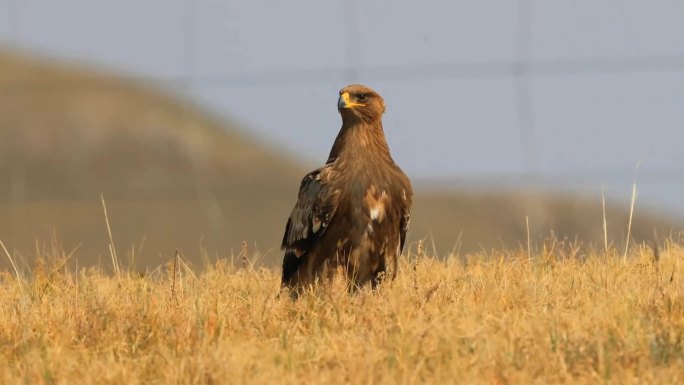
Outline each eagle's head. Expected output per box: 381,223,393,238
337,84,386,123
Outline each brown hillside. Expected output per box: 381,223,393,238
0,50,681,270
411,189,681,256
0,50,304,202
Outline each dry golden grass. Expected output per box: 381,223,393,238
1,237,683,385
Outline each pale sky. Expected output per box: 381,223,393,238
1,0,683,214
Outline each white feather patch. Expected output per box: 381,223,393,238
365,188,389,223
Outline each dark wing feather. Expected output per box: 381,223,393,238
281,168,339,252
398,183,413,254
399,207,410,253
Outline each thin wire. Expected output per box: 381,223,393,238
343,0,362,84
514,0,538,174
8,0,21,41
3,2,684,185
2,54,684,92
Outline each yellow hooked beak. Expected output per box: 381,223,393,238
338,92,365,110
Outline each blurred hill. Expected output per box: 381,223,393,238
0,50,681,270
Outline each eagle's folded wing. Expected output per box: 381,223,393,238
281,168,339,255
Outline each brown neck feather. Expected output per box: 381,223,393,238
326,119,392,164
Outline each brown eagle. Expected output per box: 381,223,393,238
281,84,413,294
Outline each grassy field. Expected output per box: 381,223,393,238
1,236,683,385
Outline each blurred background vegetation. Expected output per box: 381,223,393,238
1,50,680,270
2,2,684,270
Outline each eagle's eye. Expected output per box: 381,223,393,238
357,94,368,102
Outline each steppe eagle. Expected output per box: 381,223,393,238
280,84,413,295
